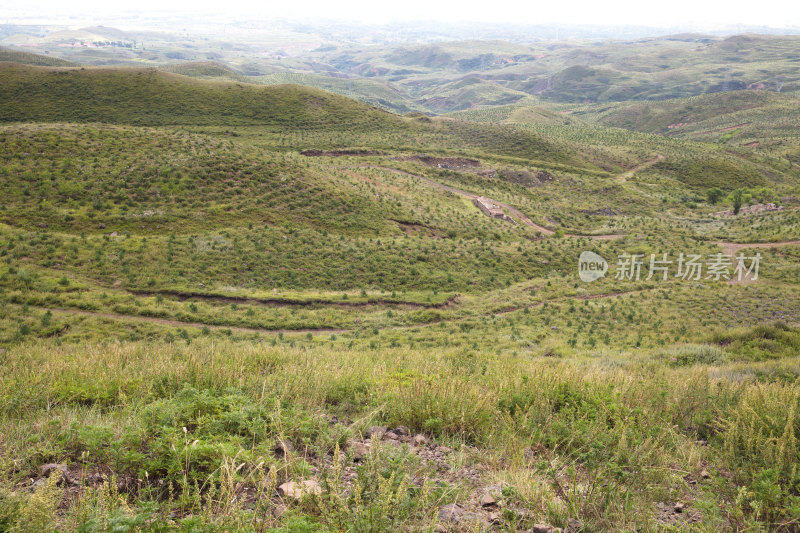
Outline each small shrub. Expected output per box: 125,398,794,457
662,344,728,366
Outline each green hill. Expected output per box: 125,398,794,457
159,61,246,81
0,62,628,174
257,71,423,114
575,91,798,134
0,63,406,128
0,47,77,67
418,76,527,113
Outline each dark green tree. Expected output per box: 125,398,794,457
707,187,724,205
732,189,744,215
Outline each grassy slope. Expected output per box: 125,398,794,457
158,61,248,81
451,101,799,193
0,58,799,532
0,47,76,67
572,90,800,139
0,63,630,175
256,72,424,114
0,63,406,128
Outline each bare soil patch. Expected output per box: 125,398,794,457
393,154,479,169
389,218,440,237
498,169,556,187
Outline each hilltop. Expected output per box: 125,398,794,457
0,47,76,67
0,63,405,128
159,61,248,81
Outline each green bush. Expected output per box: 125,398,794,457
662,344,728,366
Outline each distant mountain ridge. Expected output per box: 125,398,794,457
3,28,799,114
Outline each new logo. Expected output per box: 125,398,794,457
578,251,608,282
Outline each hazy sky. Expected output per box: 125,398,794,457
4,0,798,28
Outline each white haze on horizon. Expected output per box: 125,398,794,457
2,0,798,30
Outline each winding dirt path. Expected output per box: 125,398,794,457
345,165,623,240
127,289,456,309
43,307,348,335
715,240,800,256
615,154,665,183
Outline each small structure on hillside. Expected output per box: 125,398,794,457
473,196,515,223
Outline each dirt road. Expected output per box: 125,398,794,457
347,165,624,240
615,154,665,182
716,240,800,256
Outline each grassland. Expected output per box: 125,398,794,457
0,63,406,128
0,55,799,532
0,48,76,67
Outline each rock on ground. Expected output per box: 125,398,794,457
277,480,321,500
437,503,484,525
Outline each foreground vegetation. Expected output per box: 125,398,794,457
2,328,800,531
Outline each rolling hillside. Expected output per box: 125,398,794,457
1,29,800,533
0,62,635,175
5,30,800,113
572,91,800,138
159,61,248,81
0,63,406,128
0,47,76,66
